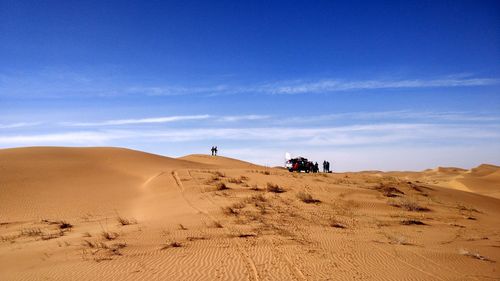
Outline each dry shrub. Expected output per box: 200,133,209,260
457,204,479,213
459,249,494,262
375,184,404,197
400,198,429,212
328,218,346,229
250,194,267,202
20,228,42,237
211,221,223,228
58,221,73,229
236,233,257,238
297,191,321,204
205,175,220,184
222,206,239,216
178,224,188,230
228,177,244,184
387,234,411,245
400,219,426,225
101,231,119,240
41,230,65,240
250,184,262,191
117,216,137,226
231,202,246,209
82,240,127,259
216,182,229,190
388,198,429,212
214,171,226,178
162,241,182,249
266,182,285,193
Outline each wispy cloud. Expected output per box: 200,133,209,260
63,115,211,126
216,115,270,122
262,77,500,95
0,122,41,129
2,70,498,98
2,123,499,147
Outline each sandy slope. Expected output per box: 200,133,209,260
1,147,499,280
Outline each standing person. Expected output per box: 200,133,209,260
322,161,326,173
214,146,218,156
314,162,319,173
211,146,214,156
326,161,330,173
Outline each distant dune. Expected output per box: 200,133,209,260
1,147,499,280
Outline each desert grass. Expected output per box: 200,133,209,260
459,248,494,262
101,231,119,240
161,241,182,250
116,216,137,226
216,182,229,191
249,184,262,191
387,198,430,212
266,182,285,193
375,184,405,197
328,218,346,229
211,221,224,228
400,219,426,225
297,191,321,203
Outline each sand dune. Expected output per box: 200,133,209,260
1,147,499,280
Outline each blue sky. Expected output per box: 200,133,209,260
1,0,499,170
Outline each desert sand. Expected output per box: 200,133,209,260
1,147,499,280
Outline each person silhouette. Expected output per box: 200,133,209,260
211,146,215,156
214,146,218,156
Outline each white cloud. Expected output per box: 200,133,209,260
2,71,497,98
2,123,499,147
0,122,41,129
63,115,211,126
262,77,499,95
217,115,270,122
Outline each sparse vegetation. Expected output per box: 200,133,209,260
400,219,426,225
82,240,127,261
222,206,239,216
375,184,404,197
161,241,182,249
249,184,262,191
216,182,229,190
387,198,430,212
459,248,494,262
21,228,42,237
101,231,119,240
457,204,479,213
297,191,321,203
266,182,285,193
58,221,73,229
214,171,225,178
227,177,243,184
328,218,346,229
211,221,223,228
117,216,137,226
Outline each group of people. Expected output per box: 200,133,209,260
322,160,331,173
210,146,218,156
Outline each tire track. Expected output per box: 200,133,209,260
172,169,260,281
370,243,446,281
